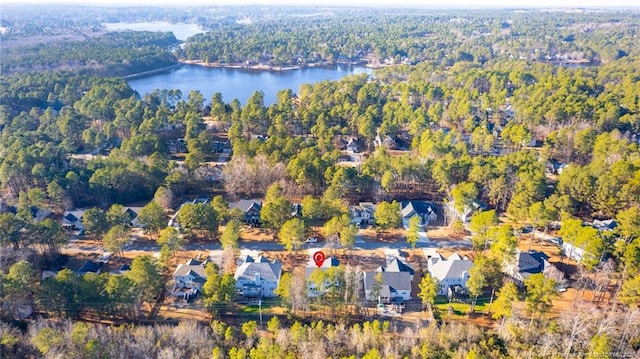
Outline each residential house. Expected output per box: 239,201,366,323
172,258,208,300
334,137,348,151
400,200,438,227
562,241,586,262
346,138,359,153
109,263,131,276
445,199,487,223
350,202,376,226
122,207,142,228
27,206,52,223
61,210,86,231
229,200,262,225
426,252,474,295
592,219,617,232
235,255,282,298
291,203,303,218
5,204,52,223
506,250,550,287
377,257,415,280
374,134,398,150
305,255,341,295
77,260,105,275
363,271,412,303
169,198,212,227
545,160,569,175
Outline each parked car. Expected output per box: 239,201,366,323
547,237,563,245
305,237,317,243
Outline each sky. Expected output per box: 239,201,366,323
3,0,639,8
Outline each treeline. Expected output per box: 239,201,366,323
182,9,639,66
2,310,638,358
1,53,639,212
1,256,162,322
1,31,178,76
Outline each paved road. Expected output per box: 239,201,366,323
63,234,472,256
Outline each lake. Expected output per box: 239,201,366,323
126,64,373,105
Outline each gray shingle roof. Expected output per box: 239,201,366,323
173,261,207,280
379,257,415,276
363,272,412,292
235,257,282,282
229,200,262,213
517,251,549,274
428,253,473,282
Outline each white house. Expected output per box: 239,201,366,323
346,138,359,153
235,255,282,298
61,210,86,231
445,200,487,223
350,202,376,226
426,252,474,295
172,259,208,299
562,241,586,262
305,255,341,296
122,207,143,228
363,271,412,303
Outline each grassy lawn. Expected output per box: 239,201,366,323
237,299,284,315
434,296,491,316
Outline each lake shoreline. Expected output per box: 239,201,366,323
121,63,184,79
180,59,370,72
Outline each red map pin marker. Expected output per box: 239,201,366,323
313,251,326,268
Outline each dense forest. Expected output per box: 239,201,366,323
182,10,638,66
1,5,640,359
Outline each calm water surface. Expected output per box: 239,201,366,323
108,22,373,104
127,64,372,105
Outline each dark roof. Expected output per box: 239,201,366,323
185,259,202,266
363,272,412,293
122,208,139,220
517,251,549,274
291,203,303,216
229,200,262,213
400,200,436,218
380,257,415,276
235,257,282,282
78,260,104,274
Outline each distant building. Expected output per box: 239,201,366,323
592,219,617,232
562,241,586,262
61,210,85,230
122,207,142,228
77,260,105,275
445,199,487,223
374,134,398,150
346,138,359,153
